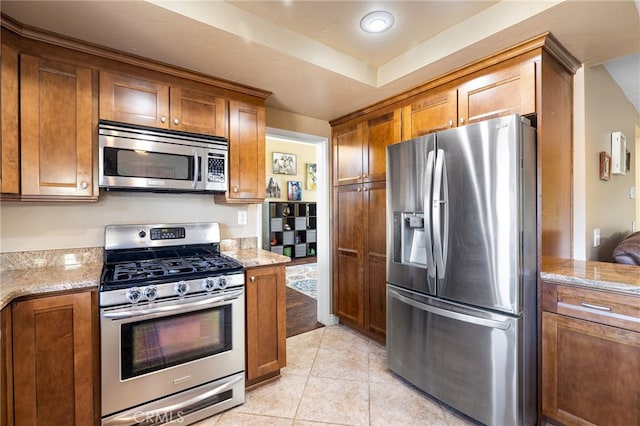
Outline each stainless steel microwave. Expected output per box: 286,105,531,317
99,121,228,193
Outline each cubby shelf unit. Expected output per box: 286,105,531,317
263,202,317,259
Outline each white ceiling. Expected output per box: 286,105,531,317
2,1,639,121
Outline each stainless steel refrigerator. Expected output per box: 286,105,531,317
386,114,537,426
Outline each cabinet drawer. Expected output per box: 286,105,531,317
307,230,317,243
542,282,640,332
282,231,294,245
270,218,283,232
295,217,307,230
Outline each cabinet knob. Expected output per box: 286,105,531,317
356,187,361,192
173,118,179,125
362,174,367,178
232,187,239,193
80,181,88,190
363,187,368,192
250,276,256,283
460,118,465,124
449,120,454,127
161,116,166,123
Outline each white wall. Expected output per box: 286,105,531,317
0,192,257,252
579,65,639,261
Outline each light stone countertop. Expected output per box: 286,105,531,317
0,247,291,310
541,257,640,296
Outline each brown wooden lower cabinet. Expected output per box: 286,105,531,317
8,289,99,426
245,265,286,387
541,282,639,426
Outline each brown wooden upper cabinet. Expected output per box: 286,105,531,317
20,54,96,200
1,43,20,195
403,59,536,138
333,108,401,186
402,87,458,139
99,72,227,137
215,99,266,203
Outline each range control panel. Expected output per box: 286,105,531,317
150,227,186,240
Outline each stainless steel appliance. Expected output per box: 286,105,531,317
99,121,228,193
386,114,537,426
99,223,245,425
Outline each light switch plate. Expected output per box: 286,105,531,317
593,228,600,247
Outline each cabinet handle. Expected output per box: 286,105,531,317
174,118,180,125
161,115,166,123
460,118,465,124
80,181,88,190
581,302,612,312
449,120,454,127
250,276,256,283
232,187,239,193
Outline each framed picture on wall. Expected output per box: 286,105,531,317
306,163,317,190
599,151,611,181
288,181,302,201
272,152,297,175
266,176,281,198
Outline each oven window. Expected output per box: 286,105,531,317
121,305,231,380
103,147,195,180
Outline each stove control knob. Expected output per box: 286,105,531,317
126,287,142,304
138,230,146,238
174,281,189,297
218,277,228,289
202,278,216,292
144,285,158,302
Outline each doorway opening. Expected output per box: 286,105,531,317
263,128,337,333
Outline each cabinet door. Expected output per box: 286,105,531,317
221,100,265,202
402,88,457,139
333,184,364,327
20,55,95,198
542,311,640,426
1,44,19,195
12,291,96,426
364,109,401,183
363,182,386,338
99,71,170,128
332,121,363,186
169,87,227,137
246,266,286,385
458,61,535,125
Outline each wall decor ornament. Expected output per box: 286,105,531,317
599,151,611,181
288,181,302,201
272,152,297,175
265,176,281,198
306,163,317,191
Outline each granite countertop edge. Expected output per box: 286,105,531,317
0,249,291,310
541,257,640,296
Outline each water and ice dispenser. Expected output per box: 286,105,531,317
393,212,427,266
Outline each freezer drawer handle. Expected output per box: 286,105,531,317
389,288,511,330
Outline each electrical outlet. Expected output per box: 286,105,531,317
237,211,247,225
593,228,600,247
630,186,636,199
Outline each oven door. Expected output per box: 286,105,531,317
100,288,244,418
99,135,207,191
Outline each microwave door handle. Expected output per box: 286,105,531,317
192,148,199,189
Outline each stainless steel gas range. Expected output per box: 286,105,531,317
99,223,245,426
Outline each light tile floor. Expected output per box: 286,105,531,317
194,324,476,426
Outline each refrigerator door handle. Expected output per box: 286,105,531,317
424,150,436,277
388,288,511,330
432,149,448,279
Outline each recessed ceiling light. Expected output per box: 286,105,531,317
360,10,394,34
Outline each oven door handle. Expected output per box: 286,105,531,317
103,374,243,425
102,289,243,320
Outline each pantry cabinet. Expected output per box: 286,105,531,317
332,181,386,340
333,108,401,186
20,54,97,200
0,43,19,195
245,265,286,387
541,282,639,426
216,100,266,203
9,290,98,426
99,71,227,137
